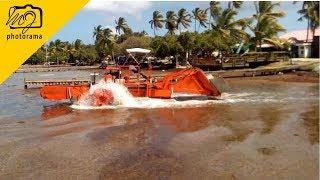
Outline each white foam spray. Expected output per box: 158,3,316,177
70,80,303,110
70,79,220,110
72,80,138,109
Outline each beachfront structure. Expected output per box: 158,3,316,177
280,29,320,58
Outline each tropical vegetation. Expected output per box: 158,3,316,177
149,11,165,36
26,1,298,65
249,1,286,50
295,1,319,41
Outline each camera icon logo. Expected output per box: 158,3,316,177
6,4,43,34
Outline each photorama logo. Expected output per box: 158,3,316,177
5,4,43,40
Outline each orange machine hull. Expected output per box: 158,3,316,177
40,68,221,104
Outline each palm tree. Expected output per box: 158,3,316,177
192,8,208,32
47,39,65,64
115,17,129,35
103,28,115,61
192,8,200,32
250,1,286,51
63,39,82,64
93,25,103,43
74,39,82,50
62,42,73,64
208,1,221,30
165,11,178,35
211,8,249,41
123,27,133,35
228,1,243,10
53,39,63,49
296,1,319,42
93,26,115,61
149,11,165,36
177,8,192,33
93,25,105,60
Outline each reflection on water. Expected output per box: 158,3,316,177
0,71,319,179
41,103,73,120
301,106,319,144
259,106,285,134
149,108,211,132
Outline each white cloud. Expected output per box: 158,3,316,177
84,0,152,15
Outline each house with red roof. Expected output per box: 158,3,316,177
280,29,319,58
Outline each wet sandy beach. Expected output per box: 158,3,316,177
0,71,318,179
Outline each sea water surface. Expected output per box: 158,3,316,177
0,70,318,179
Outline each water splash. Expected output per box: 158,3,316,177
72,80,138,109
70,80,219,110
70,80,317,110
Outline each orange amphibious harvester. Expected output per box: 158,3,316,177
40,67,221,106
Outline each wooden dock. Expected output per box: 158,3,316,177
24,79,91,89
206,62,318,78
17,65,100,73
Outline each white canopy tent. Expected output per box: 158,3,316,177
123,48,151,65
126,48,151,54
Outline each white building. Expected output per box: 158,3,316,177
296,42,312,58
280,29,319,58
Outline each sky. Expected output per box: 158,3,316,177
51,1,307,44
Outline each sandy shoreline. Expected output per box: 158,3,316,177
230,71,319,83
